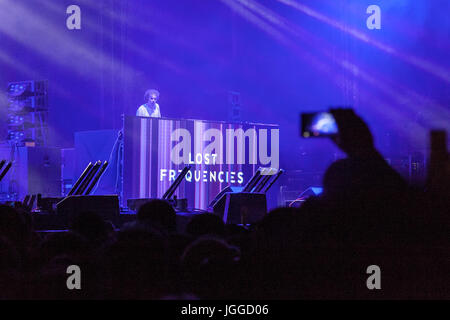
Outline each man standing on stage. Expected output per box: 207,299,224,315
136,89,162,118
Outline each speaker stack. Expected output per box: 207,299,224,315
209,167,284,224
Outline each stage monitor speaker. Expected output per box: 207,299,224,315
208,185,243,206
208,186,243,212
56,195,119,224
213,192,267,225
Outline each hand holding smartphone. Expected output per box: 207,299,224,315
300,112,338,138
301,108,378,159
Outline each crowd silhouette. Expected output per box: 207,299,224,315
0,109,448,299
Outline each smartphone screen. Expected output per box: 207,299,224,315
301,112,338,137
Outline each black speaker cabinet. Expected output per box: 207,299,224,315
213,192,267,225
56,195,119,223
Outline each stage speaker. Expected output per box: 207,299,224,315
213,192,267,225
208,186,243,213
56,195,119,224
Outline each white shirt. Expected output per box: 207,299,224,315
136,103,161,118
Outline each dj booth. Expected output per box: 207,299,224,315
121,115,279,211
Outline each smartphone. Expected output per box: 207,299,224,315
301,112,338,137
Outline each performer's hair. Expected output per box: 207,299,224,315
144,89,160,101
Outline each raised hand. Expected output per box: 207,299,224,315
329,108,376,158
